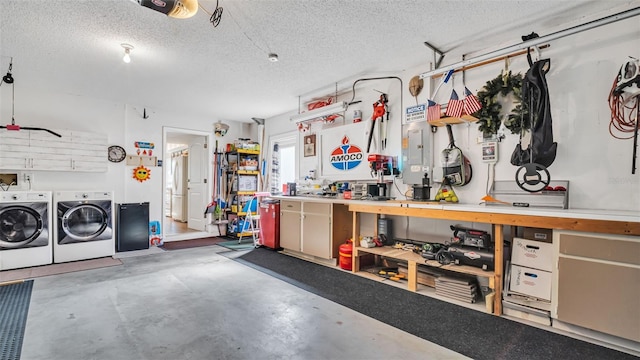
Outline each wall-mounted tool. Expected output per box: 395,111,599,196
511,56,556,190
0,58,61,137
613,57,640,100
609,56,640,174
1,61,13,85
366,93,388,152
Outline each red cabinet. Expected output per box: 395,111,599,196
259,200,280,249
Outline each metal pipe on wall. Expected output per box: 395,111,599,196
419,6,640,79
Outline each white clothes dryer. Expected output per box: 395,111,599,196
53,191,114,263
0,191,53,270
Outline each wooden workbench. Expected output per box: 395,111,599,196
348,201,640,315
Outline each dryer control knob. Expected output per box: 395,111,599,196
11,194,18,200
82,193,88,198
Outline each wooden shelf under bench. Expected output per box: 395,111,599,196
354,245,495,297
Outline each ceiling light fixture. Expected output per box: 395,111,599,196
121,43,134,63
290,101,347,124
268,53,279,62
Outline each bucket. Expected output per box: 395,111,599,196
214,220,228,236
339,240,353,270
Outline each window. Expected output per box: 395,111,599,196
267,132,297,194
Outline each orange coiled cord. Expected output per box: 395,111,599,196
608,76,639,139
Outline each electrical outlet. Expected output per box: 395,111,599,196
22,172,33,183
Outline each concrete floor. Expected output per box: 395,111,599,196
21,246,469,360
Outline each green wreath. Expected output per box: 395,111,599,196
475,72,529,138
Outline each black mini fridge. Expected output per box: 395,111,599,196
116,202,150,252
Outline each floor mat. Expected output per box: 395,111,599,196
0,257,123,283
160,237,228,250
217,239,256,251
236,248,637,360
0,280,33,360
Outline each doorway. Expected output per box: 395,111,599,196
267,132,298,194
163,127,212,242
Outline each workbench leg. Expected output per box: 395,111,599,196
493,224,503,315
373,213,380,238
351,210,360,272
407,260,417,292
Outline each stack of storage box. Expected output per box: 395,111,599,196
504,228,554,325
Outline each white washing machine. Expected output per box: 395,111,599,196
0,191,53,270
53,191,114,263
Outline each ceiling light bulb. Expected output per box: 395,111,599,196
268,53,279,62
121,43,134,63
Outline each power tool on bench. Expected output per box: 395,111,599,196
449,225,491,248
420,242,446,260
446,225,495,271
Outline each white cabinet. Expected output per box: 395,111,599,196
553,230,640,342
0,129,107,172
280,200,302,252
0,130,31,169
279,199,352,260
302,202,332,258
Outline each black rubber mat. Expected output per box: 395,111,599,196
0,280,33,360
237,248,636,360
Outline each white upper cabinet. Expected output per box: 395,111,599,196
0,129,107,172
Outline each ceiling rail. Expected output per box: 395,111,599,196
430,45,551,79
419,6,640,79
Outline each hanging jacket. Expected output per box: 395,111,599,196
511,57,558,168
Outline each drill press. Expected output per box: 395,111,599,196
367,154,397,199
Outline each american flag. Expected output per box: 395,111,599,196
445,90,464,117
463,87,482,115
427,100,441,121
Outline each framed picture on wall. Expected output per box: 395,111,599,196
304,134,316,157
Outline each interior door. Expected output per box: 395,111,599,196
187,139,207,231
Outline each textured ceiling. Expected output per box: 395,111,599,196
0,0,635,123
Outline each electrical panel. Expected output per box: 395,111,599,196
401,121,433,185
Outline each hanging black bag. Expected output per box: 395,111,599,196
511,55,557,168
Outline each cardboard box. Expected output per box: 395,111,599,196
523,227,553,243
509,264,552,301
512,237,553,272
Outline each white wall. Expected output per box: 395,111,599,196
0,86,253,226
5,12,636,239
264,77,405,186
424,14,640,213
264,14,640,240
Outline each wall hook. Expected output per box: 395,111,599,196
143,108,149,119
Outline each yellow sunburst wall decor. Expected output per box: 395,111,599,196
133,165,151,182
